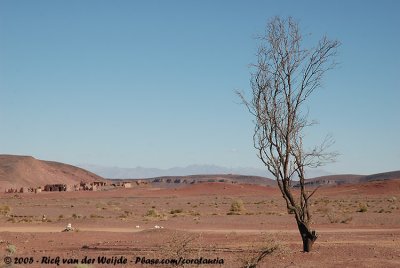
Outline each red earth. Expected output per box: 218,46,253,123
0,180,399,267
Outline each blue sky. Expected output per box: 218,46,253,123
0,0,399,175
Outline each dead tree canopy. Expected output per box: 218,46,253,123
238,17,340,252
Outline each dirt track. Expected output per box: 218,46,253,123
2,226,400,233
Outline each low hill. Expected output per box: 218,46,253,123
113,170,400,189
359,170,400,183
111,174,276,188
294,171,400,188
298,174,364,187
0,155,105,190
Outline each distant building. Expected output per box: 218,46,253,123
20,187,29,193
44,184,67,192
80,182,97,191
293,179,336,188
123,182,132,188
92,181,107,187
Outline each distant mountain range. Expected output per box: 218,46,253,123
77,164,333,179
0,155,398,190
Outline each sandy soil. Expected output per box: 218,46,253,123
1,181,399,267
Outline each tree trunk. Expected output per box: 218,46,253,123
301,234,316,252
297,221,318,252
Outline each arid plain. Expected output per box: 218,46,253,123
1,178,400,268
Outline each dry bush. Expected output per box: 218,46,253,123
159,231,202,267
238,234,280,268
357,203,368,213
145,208,160,217
228,199,245,215
326,209,339,223
188,210,200,216
118,210,133,220
144,209,168,221
71,213,82,219
170,209,184,215
6,218,16,223
89,214,104,219
317,206,353,224
117,214,128,220
0,205,11,216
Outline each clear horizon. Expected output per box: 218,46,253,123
1,1,399,175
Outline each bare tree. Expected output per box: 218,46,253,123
238,17,340,252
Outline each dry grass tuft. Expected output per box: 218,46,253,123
227,199,245,215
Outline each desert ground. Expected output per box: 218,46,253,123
1,180,400,268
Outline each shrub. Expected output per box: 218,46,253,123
7,218,16,223
357,203,368,213
124,210,133,216
170,209,183,214
0,205,11,216
228,199,245,215
340,215,353,224
239,234,279,268
145,209,160,218
189,210,200,216
90,214,104,219
326,210,339,223
118,214,128,220
160,232,201,262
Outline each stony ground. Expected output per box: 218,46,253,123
0,180,399,267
